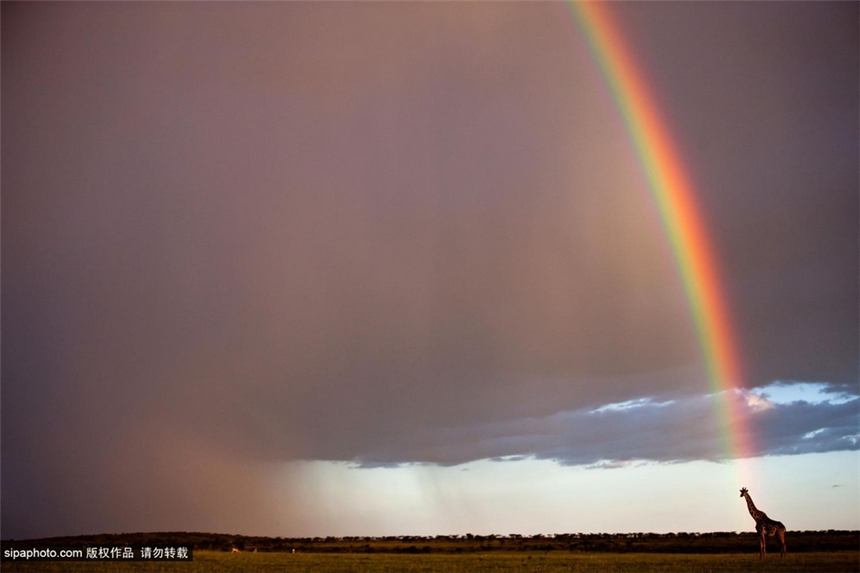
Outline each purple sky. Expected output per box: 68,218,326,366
2,1,858,539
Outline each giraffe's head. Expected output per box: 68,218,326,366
740,487,749,498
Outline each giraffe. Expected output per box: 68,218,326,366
740,487,786,558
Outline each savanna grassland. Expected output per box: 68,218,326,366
2,550,858,573
2,532,857,572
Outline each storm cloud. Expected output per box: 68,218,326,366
2,1,857,539
348,382,860,467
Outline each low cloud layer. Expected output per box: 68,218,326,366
350,382,860,468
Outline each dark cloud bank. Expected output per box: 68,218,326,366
2,1,857,538
352,383,860,468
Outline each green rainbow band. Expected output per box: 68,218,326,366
567,1,749,460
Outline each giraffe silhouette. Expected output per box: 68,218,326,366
740,487,786,558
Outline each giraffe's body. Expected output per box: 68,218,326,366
740,488,786,558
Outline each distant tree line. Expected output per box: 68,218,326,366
2,530,857,554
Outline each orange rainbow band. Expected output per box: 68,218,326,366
567,1,750,460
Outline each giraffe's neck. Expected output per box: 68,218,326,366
743,493,766,521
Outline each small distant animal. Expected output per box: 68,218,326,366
740,487,786,558
231,547,241,553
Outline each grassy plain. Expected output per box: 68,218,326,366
3,550,858,573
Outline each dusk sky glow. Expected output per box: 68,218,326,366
2,1,858,540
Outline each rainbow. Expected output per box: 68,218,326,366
567,1,751,462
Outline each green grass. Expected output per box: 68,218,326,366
3,550,858,572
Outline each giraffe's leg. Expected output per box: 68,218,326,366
779,530,786,558
759,532,766,559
